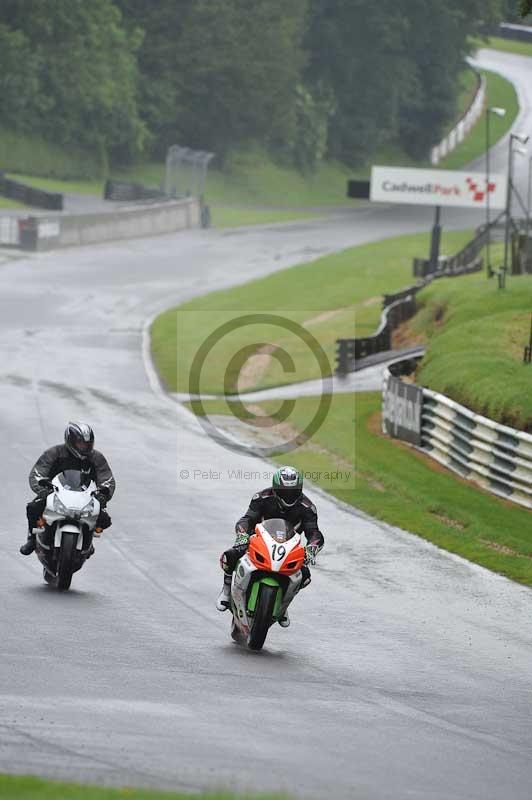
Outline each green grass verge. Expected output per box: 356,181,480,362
192,391,532,585
0,196,25,209
7,173,104,196
475,35,532,57
0,128,102,180
0,775,288,800
151,230,474,394
410,269,532,431
437,69,519,170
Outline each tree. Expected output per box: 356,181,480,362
117,0,307,161
0,24,47,131
396,0,502,158
305,0,418,165
519,0,532,15
305,0,504,165
0,0,145,166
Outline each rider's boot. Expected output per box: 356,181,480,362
20,531,36,556
278,611,290,628
216,574,232,611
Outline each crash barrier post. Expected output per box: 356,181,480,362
431,71,485,165
0,171,63,211
103,179,168,202
382,357,532,510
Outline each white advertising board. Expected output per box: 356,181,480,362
370,165,507,210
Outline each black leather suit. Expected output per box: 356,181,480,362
26,444,115,531
222,487,324,573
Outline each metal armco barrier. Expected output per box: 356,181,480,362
413,224,488,278
431,70,485,165
336,253,482,375
336,294,417,373
382,361,532,511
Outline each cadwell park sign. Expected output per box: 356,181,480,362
370,166,507,210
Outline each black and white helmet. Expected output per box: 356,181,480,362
64,422,94,459
272,466,303,508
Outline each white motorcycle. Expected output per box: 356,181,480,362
34,470,102,590
229,518,306,650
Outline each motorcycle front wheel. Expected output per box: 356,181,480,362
247,584,277,651
57,533,77,591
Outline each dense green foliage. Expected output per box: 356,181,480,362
0,1,516,174
0,0,145,172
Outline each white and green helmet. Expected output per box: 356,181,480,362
272,466,303,508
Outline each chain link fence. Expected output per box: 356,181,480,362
164,146,214,200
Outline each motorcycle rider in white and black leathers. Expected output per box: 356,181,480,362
216,466,324,627
20,422,116,556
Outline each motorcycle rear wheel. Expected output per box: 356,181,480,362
247,584,277,651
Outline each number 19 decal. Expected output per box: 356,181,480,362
272,544,286,562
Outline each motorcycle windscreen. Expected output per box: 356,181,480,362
57,470,90,492
261,518,295,543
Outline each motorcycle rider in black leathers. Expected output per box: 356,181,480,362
20,422,116,556
216,466,324,627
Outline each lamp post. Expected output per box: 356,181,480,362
525,155,532,273
503,133,529,282
527,155,532,242
485,107,506,277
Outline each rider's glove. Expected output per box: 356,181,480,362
93,490,108,509
36,479,53,499
304,544,319,566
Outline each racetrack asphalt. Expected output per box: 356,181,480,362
1,48,532,800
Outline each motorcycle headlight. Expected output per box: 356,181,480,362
53,495,68,515
80,499,95,519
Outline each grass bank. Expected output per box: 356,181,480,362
192,391,532,585
151,230,473,394
0,128,102,180
407,270,532,431
0,775,288,800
